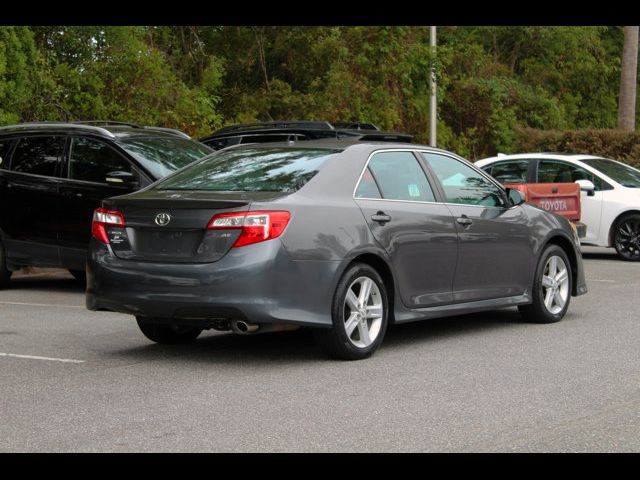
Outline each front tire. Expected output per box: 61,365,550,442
0,239,11,289
136,317,203,345
518,244,572,324
613,213,640,261
314,263,388,360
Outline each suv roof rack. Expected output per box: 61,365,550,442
214,121,335,135
331,122,380,131
74,121,191,139
74,120,141,128
0,122,116,138
355,133,413,142
139,126,191,139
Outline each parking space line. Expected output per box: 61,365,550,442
585,279,616,283
0,301,84,309
0,352,85,364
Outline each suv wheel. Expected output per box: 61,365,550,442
0,239,11,289
518,244,572,323
314,263,388,360
613,214,640,261
136,317,203,344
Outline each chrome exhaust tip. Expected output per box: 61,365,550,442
231,320,259,334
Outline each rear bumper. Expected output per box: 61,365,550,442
86,239,340,327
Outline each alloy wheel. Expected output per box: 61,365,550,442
540,255,570,315
343,276,384,348
615,218,640,260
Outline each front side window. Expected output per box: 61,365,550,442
11,136,65,177
356,151,435,202
581,158,640,188
155,147,338,192
485,160,529,184
423,153,506,207
118,137,212,178
537,160,610,191
69,137,133,184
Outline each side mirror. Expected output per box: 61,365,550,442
105,171,138,188
506,188,526,206
575,179,595,196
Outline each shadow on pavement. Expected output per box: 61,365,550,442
112,308,525,365
7,273,85,293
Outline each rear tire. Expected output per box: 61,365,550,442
0,239,11,289
136,317,202,345
314,263,388,360
613,213,640,261
518,244,572,324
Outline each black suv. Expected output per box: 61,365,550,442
0,121,212,286
199,121,413,150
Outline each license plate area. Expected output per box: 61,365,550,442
134,229,203,257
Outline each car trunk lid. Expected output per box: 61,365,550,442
101,190,285,263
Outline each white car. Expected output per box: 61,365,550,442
476,153,640,261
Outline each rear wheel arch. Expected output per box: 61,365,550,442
608,210,640,247
340,252,396,324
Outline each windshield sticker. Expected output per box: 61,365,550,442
408,184,421,197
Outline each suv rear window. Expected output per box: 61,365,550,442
156,147,339,192
11,136,65,177
0,140,14,170
118,137,212,178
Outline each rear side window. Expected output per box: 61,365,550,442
11,136,65,177
69,137,132,184
0,140,14,170
537,160,610,191
486,160,529,183
357,151,435,202
155,147,338,192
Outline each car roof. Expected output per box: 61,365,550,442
477,153,605,164
0,122,192,141
218,137,456,156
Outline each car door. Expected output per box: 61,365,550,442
536,159,608,245
421,152,533,303
0,135,65,267
354,150,459,308
58,136,140,269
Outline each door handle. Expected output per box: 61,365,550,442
371,211,391,224
456,215,473,226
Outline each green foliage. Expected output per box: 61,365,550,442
0,27,38,125
0,26,636,156
514,128,640,169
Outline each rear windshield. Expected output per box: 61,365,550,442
155,147,339,193
118,137,212,178
581,158,640,188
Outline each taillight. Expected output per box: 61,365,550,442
92,208,125,244
207,211,291,248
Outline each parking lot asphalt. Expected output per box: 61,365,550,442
1,246,639,452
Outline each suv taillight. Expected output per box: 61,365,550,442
92,208,125,244
207,211,291,248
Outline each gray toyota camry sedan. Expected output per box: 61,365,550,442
86,140,587,360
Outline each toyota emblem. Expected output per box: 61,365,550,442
155,213,171,226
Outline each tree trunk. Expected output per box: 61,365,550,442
617,26,639,131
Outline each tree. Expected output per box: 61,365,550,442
617,26,639,131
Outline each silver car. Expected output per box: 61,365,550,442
87,140,587,360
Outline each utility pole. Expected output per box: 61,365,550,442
429,26,437,147
617,26,639,131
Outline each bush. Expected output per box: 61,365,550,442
513,129,640,168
